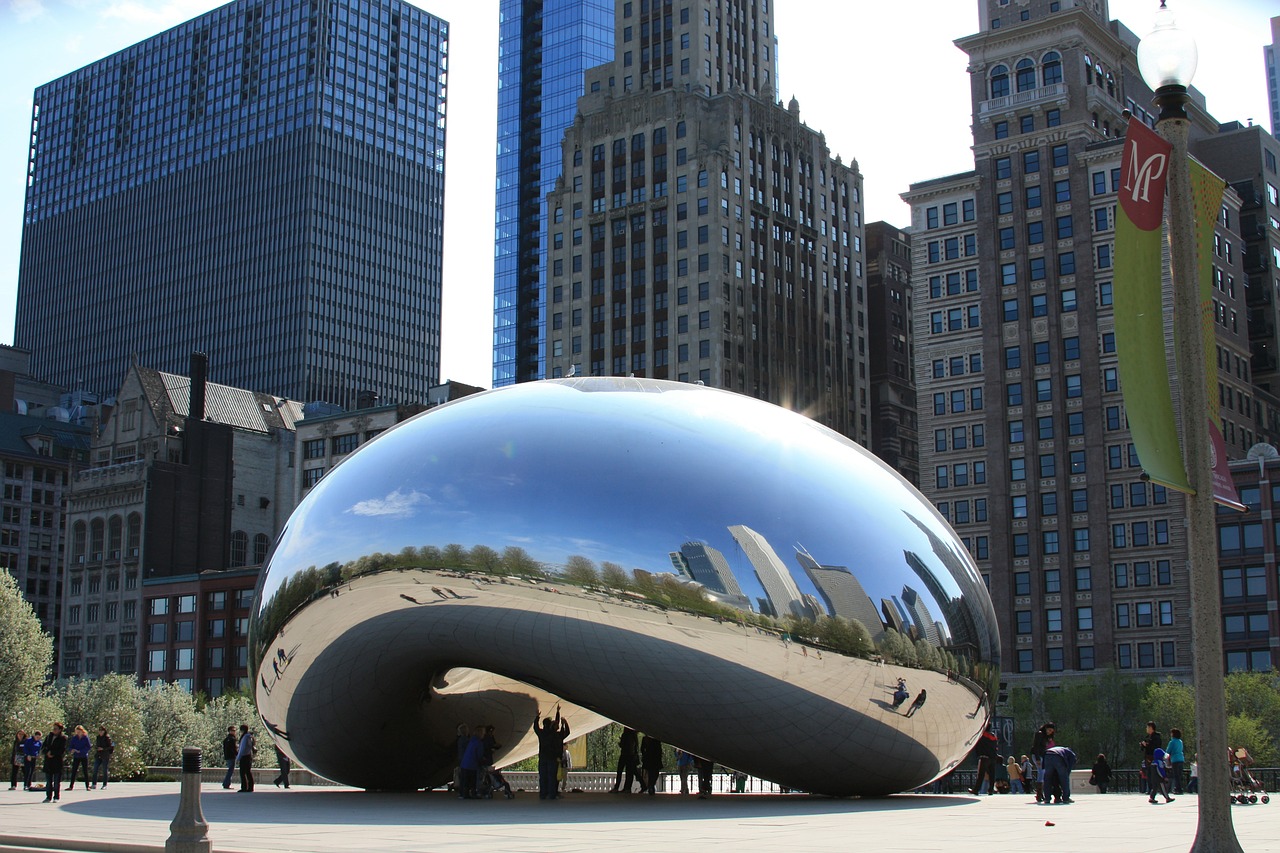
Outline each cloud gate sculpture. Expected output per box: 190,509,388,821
252,378,1000,796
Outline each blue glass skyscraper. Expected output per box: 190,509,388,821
15,0,448,409
492,0,613,387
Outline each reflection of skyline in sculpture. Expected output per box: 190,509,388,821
902,510,1000,665
881,598,907,635
729,524,813,620
669,541,752,611
901,585,944,646
795,549,886,643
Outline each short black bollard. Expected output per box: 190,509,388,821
166,747,212,853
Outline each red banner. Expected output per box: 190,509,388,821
1119,119,1172,232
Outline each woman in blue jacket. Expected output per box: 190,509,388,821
67,726,92,791
21,731,42,791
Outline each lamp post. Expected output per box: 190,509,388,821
1136,4,1242,851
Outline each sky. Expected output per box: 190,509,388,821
0,0,1274,391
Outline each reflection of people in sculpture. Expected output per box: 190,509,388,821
904,689,927,717
609,727,640,794
891,683,910,709
533,707,570,800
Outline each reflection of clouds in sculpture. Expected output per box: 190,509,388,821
348,488,430,518
253,378,1000,795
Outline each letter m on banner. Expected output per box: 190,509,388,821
1114,117,1190,493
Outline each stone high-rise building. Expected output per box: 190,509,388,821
907,0,1270,686
865,222,917,484
15,0,449,409
542,0,869,444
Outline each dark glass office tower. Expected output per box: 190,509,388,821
492,0,613,387
15,0,448,408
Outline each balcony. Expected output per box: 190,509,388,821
977,83,1068,118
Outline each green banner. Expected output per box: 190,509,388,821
1114,118,1189,493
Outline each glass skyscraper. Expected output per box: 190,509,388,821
15,0,448,409
492,0,613,387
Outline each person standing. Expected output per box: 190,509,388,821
221,727,238,789
533,708,570,800
1091,753,1112,794
675,748,694,795
640,734,663,796
273,745,292,789
1030,722,1056,802
904,689,927,717
695,755,714,799
9,730,25,791
1140,721,1171,804
41,722,67,802
236,724,256,793
1166,727,1186,795
481,725,514,799
90,727,112,789
610,727,640,794
1006,754,1025,794
21,731,41,792
1187,754,1199,794
65,726,91,791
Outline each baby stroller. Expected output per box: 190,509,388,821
476,765,515,800
1229,748,1269,805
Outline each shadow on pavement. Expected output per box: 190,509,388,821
52,789,983,826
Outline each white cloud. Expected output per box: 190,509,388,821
10,0,46,23
347,489,429,519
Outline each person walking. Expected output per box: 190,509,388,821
969,728,997,795
1167,727,1186,795
9,730,24,791
1090,753,1113,794
904,689,927,717
90,727,112,789
1140,721,1172,804
236,724,256,793
273,745,292,789
221,727,238,789
21,731,41,791
41,722,67,803
533,708,570,800
65,726,91,791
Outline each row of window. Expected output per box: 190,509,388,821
147,618,249,643
147,644,249,673
1013,641,1176,674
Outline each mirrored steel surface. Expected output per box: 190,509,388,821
252,378,1000,795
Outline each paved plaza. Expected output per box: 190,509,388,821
0,782,1277,853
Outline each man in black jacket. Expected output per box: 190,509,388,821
533,708,570,800
41,723,67,803
222,727,238,789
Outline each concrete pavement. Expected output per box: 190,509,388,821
0,782,1277,853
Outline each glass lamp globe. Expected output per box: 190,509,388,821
1136,1,1197,90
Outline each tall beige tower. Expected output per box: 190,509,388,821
543,0,869,444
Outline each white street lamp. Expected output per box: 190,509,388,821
1136,4,1242,852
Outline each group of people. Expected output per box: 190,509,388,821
889,679,927,717
10,725,114,801
452,722,517,800
220,724,289,793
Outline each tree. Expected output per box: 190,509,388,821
1225,670,1280,757
500,546,539,576
0,571,55,733
469,544,502,574
562,555,599,586
1141,678,1197,758
200,694,275,770
136,682,204,767
1227,714,1277,766
56,674,145,779
600,562,631,590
